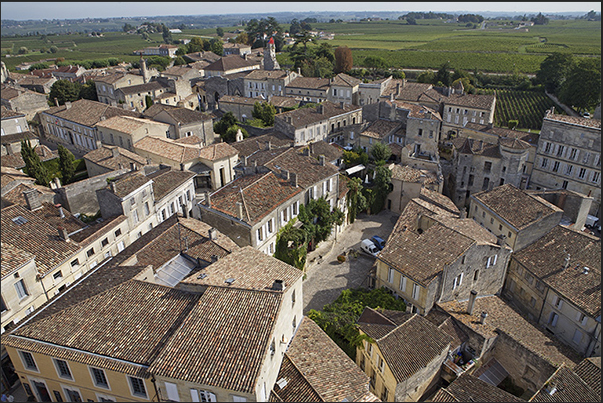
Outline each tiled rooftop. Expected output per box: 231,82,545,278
205,54,260,72
276,101,361,128
43,99,141,127
134,136,237,163
572,357,601,396
358,307,453,383
446,93,496,110
148,286,282,394
472,184,563,230
530,364,600,402
391,100,442,120
143,103,213,123
83,145,148,170
231,131,294,158
270,355,323,402
512,225,601,317
453,137,502,158
434,373,524,402
283,316,373,402
438,295,582,367
544,111,601,129
107,170,152,199
117,80,169,95
287,76,330,90
207,171,302,225
245,70,290,80
147,167,195,201
361,119,401,139
95,115,169,133
6,279,200,371
181,245,301,291
331,73,362,87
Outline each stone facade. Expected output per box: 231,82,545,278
529,110,601,217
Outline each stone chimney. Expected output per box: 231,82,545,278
54,98,60,107
23,188,42,211
65,101,72,109
235,201,244,220
479,311,488,325
112,147,119,158
265,140,271,151
395,82,400,96
467,290,477,315
58,206,65,218
110,180,117,193
459,207,467,219
95,139,102,149
181,204,189,218
52,177,61,189
58,226,69,241
205,192,211,207
319,155,325,166
272,279,285,291
297,67,301,75
290,172,298,187
340,101,345,109
208,227,218,240
281,169,290,181
131,162,138,171
180,163,185,171
303,147,310,156
317,104,324,114
563,253,571,270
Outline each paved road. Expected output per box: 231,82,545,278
302,209,399,314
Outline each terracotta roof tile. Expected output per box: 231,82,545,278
1,183,54,208
285,317,372,402
270,355,324,402
94,115,169,133
205,55,260,72
117,81,169,95
147,167,195,201
107,171,152,199
231,132,294,158
43,99,141,127
446,93,496,110
287,76,330,90
83,145,148,170
544,112,601,129
361,119,402,139
1,242,35,278
134,136,237,163
7,279,200,368
331,73,362,87
148,286,282,393
530,364,599,402
512,225,601,317
277,101,361,128
245,70,290,80
143,103,213,123
181,245,302,291
438,296,582,367
439,373,524,402
572,357,601,395
208,171,302,225
472,184,562,230
358,308,452,382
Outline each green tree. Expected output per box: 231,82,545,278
210,38,223,56
407,16,417,25
123,23,135,32
370,142,392,163
18,47,29,54
559,58,601,112
216,27,224,37
252,101,276,126
298,198,344,247
334,45,353,73
173,56,187,66
436,61,452,87
79,80,97,101
417,70,436,84
531,12,549,25
162,24,173,44
315,42,335,64
145,95,153,110
346,177,367,224
536,53,574,94
49,45,58,53
313,56,334,78
371,165,393,213
20,139,51,186
343,147,368,167
49,79,80,106
213,111,238,136
57,144,75,184
308,287,406,359
363,56,388,71
274,219,307,270
223,125,248,143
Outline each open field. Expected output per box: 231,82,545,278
1,19,599,74
481,89,558,130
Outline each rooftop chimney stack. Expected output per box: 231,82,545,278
265,140,271,151
58,226,69,241
273,279,285,291
467,290,477,315
59,206,65,218
319,155,325,166
23,189,42,211
112,147,119,158
290,172,298,188
208,228,218,240
396,82,401,96
282,169,290,181
479,311,488,325
235,201,244,220
563,253,571,270
205,192,211,207
181,205,189,218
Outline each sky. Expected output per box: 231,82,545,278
1,2,601,20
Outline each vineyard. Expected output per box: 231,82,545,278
480,89,558,130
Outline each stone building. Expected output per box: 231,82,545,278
263,37,279,71
503,225,600,357
95,115,170,151
469,184,563,252
285,76,330,103
143,103,215,144
0,83,50,121
204,55,261,77
451,136,532,208
94,71,145,106
274,101,362,146
327,73,362,106
529,110,601,217
356,307,453,401
388,167,443,214
243,70,298,99
375,194,512,316
83,145,148,177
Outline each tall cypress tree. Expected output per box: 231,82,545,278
58,144,75,184
20,139,50,186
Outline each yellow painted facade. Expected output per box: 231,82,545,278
375,259,427,314
6,345,156,402
357,339,396,402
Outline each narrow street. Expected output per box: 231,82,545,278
302,209,399,314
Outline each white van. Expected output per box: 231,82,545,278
361,239,380,257
585,214,600,231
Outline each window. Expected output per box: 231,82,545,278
473,270,479,281
565,165,573,175
132,209,139,223
53,271,63,281
53,391,64,402
144,202,150,216
117,241,125,252
572,329,583,345
378,356,385,373
484,161,492,173
552,161,560,172
164,382,180,402
553,296,563,309
20,351,38,371
549,312,559,327
282,208,288,224
87,247,96,258
114,228,122,237
63,388,82,402
257,227,264,243
267,219,273,234
482,177,490,190
130,197,136,206
592,172,600,183
101,238,109,247
569,148,578,160
452,273,463,290
292,201,298,216
541,158,549,168
90,367,109,389
388,268,394,283
15,279,29,299
1,297,7,313
399,276,406,292
412,283,420,300
578,168,587,179
292,290,296,307
556,145,565,157
53,359,72,380
129,376,147,398
368,343,373,358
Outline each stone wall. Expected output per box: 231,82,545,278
195,204,252,247
55,168,130,215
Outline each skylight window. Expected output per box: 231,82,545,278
12,216,27,225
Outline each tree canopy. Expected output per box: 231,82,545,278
536,53,574,94
370,142,392,163
20,139,50,186
49,79,80,106
274,219,307,270
559,58,601,112
298,197,344,248
57,144,75,184
252,101,276,126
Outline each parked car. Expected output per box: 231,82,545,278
371,235,386,250
361,239,380,257
585,214,600,231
